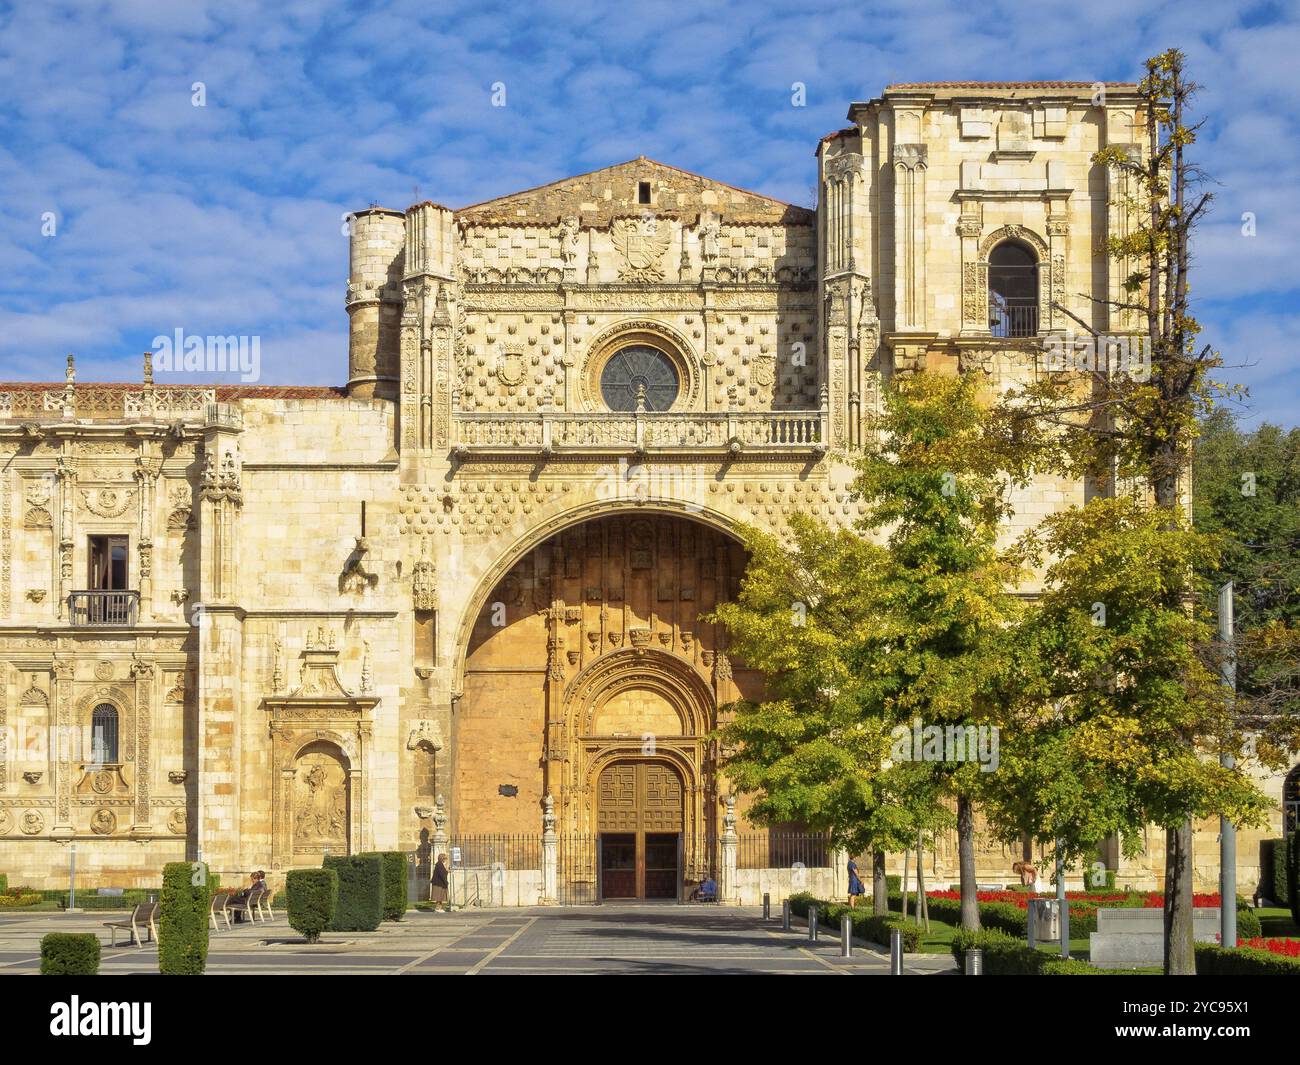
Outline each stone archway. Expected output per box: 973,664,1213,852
452,511,755,843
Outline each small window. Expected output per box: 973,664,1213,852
637,181,652,205
90,703,119,764
88,535,129,590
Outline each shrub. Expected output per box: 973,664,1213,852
1261,839,1289,905
286,868,338,943
0,873,7,894
40,933,101,975
157,861,211,975
324,854,384,932
1289,832,1300,928
1196,942,1300,976
1235,906,1262,940
0,893,43,908
361,851,409,921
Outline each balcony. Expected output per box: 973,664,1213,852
68,590,139,627
452,410,828,459
989,297,1040,339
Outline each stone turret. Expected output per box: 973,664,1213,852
346,207,405,398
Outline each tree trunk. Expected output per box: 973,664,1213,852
872,848,889,916
957,794,981,931
901,846,910,921
915,832,925,928
1164,819,1196,975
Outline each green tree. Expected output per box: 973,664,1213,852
1007,498,1271,885
717,372,1026,928
1000,49,1235,973
712,513,928,914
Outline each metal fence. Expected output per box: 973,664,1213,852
737,832,832,871
406,831,832,906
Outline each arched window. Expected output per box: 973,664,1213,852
1285,763,1300,834
90,703,119,765
988,241,1039,338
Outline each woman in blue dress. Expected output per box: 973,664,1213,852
847,857,865,908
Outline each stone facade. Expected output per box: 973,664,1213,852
0,84,1293,898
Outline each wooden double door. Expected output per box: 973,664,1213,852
597,761,683,900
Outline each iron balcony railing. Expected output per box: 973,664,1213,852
68,590,139,627
989,296,1040,338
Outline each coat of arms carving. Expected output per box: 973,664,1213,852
611,216,672,282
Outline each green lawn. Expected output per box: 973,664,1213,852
1256,907,1299,938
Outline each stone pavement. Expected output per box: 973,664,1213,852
0,905,958,976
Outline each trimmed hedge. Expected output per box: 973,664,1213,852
324,854,384,932
1196,942,1300,976
1262,838,1290,906
0,893,43,908
40,933,101,975
788,893,922,952
950,928,1139,975
287,868,338,943
0,873,7,894
1235,906,1262,939
1289,832,1300,927
361,851,409,921
158,862,211,975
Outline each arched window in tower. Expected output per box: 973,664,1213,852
600,345,679,412
988,241,1039,338
1285,763,1300,834
90,703,120,765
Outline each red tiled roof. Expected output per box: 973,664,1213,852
0,381,347,398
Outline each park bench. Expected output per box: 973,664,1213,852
103,901,158,948
209,891,232,931
227,883,266,924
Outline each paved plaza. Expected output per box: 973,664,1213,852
0,905,957,976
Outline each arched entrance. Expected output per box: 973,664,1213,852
597,760,684,899
453,512,758,867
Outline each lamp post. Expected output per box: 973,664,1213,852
1219,582,1237,949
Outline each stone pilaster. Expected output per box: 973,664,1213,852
130,654,155,835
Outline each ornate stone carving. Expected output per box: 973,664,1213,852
610,216,672,282
412,539,438,611
79,486,136,518
90,808,116,835
407,719,444,751
20,809,44,835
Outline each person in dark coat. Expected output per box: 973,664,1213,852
431,853,449,911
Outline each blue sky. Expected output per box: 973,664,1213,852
1,0,1297,426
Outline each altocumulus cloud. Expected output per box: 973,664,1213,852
0,0,1296,425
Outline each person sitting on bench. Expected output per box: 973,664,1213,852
691,875,718,902
228,870,265,922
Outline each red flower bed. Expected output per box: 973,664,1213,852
1239,937,1300,958
920,889,1222,914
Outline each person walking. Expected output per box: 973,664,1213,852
431,852,449,912
847,856,866,909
